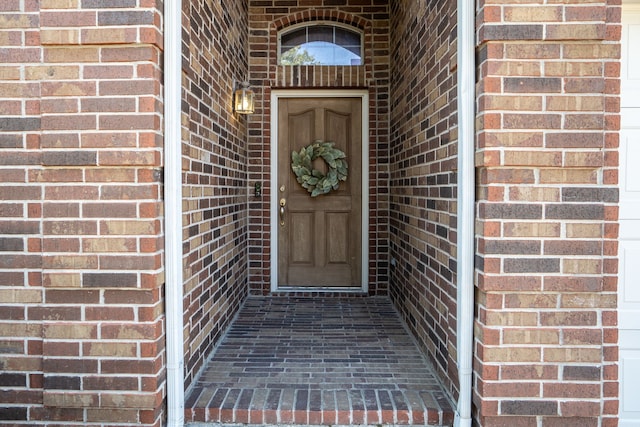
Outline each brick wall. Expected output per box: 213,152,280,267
1,0,623,425
0,0,44,423
388,0,460,398
180,1,250,387
0,0,166,425
475,0,620,425
246,0,390,295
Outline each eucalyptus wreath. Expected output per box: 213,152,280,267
291,141,349,197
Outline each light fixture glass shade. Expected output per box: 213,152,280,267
234,86,255,114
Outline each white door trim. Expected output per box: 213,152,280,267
620,3,640,425
270,89,370,293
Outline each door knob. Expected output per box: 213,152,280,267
279,198,286,226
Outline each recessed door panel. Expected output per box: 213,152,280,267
290,212,314,264
327,212,350,264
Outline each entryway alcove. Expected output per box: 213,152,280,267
180,1,462,425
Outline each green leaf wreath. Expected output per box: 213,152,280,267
291,141,348,197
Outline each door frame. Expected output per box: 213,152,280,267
270,89,370,293
619,3,640,425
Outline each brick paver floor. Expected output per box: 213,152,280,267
185,296,454,426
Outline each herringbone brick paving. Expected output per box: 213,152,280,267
185,297,454,426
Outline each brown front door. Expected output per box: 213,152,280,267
277,97,363,288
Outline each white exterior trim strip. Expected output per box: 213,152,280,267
164,0,185,423
455,0,476,424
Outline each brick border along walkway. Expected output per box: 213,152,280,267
185,297,454,426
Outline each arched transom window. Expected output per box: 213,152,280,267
278,23,363,66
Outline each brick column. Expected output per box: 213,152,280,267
475,1,620,426
39,1,165,423
1,0,166,424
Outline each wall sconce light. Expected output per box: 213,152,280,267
234,81,255,114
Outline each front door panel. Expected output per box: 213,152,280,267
277,97,362,288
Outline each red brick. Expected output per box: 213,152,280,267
99,254,160,270
0,272,24,286
41,114,97,130
0,254,41,268
540,311,597,327
483,382,540,398
44,185,99,201
0,186,42,201
30,406,84,423
0,389,43,404
542,417,599,427
42,358,98,374
101,185,159,200
40,11,96,26
544,383,600,399
42,339,81,357
563,328,602,345
504,6,561,23
101,359,161,375
41,81,96,97
99,79,157,96
503,113,562,129
83,202,137,217
546,132,603,148
101,322,162,340
81,27,137,44
44,289,100,304
40,133,80,148
0,220,39,234
98,151,159,166
86,408,140,423
501,365,558,380
0,0,20,11
485,168,536,183
81,97,136,113
43,391,99,408
505,43,561,59
546,24,606,40
82,237,137,253
29,168,82,183
480,275,541,292
80,132,137,148
85,306,135,321
43,220,96,235
103,288,158,305
83,375,138,391
29,306,81,321
501,400,557,416
83,65,135,79
99,114,159,130
139,340,161,358
482,416,538,427
566,6,607,22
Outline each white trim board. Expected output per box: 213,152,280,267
619,4,640,425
